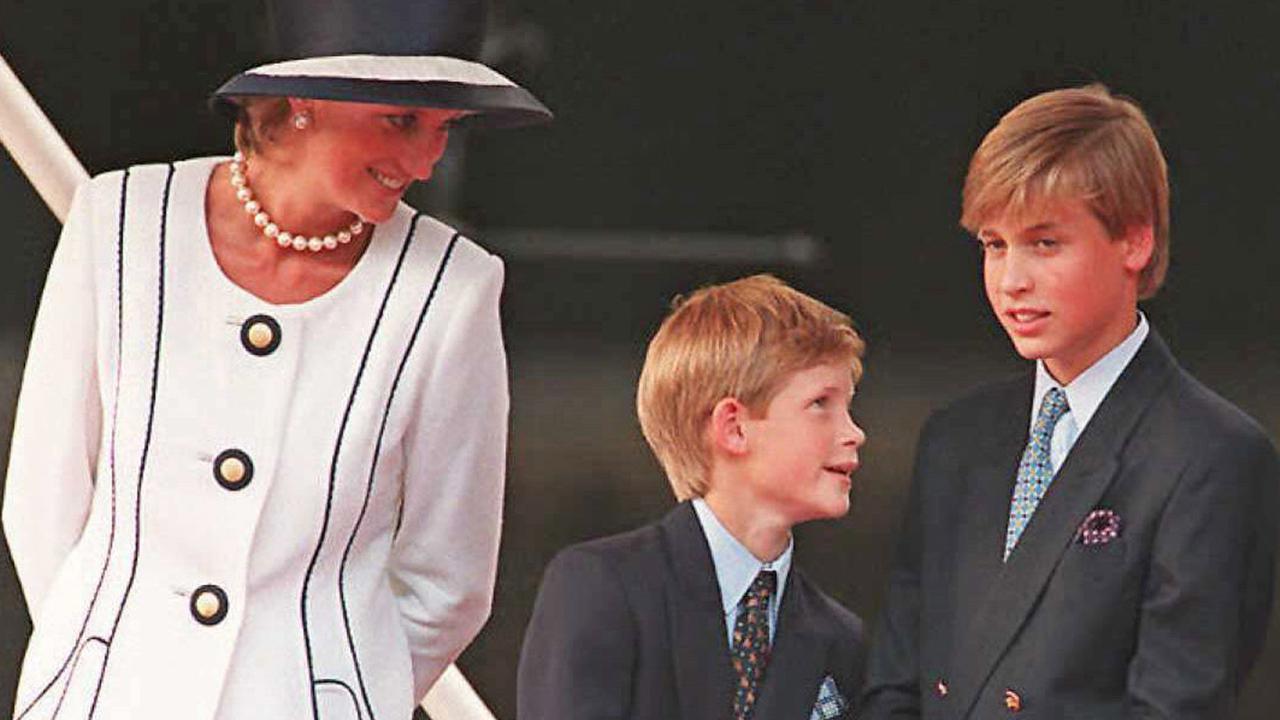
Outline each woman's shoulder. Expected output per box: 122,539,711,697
401,208,504,282
87,155,222,180
80,156,224,202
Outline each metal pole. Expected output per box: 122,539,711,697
0,48,498,720
421,664,501,720
0,53,88,221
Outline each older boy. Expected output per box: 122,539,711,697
518,275,867,720
863,85,1279,719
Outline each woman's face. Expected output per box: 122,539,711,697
292,100,467,223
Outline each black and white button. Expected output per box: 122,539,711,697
213,449,254,491
190,584,229,625
240,314,281,356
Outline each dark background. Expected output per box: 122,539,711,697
1,1,1278,718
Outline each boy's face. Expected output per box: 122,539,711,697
978,197,1149,385
740,361,865,525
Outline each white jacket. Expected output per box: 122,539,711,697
3,157,508,720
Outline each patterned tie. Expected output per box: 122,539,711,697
1004,387,1070,560
731,570,777,720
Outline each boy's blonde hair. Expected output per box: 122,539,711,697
636,274,864,501
961,84,1170,299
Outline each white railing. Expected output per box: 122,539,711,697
0,50,497,720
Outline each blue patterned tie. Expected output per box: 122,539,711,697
731,570,777,720
1004,387,1070,560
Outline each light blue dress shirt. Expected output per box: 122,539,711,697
691,498,793,647
1032,312,1149,473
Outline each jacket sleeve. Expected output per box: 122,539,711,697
2,180,103,618
1126,429,1280,719
387,251,508,702
517,546,637,719
861,414,942,719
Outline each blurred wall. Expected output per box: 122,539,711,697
1,1,1278,718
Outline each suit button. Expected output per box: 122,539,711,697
935,679,949,697
213,449,254,491
1004,689,1022,713
190,584,228,625
240,314,281,356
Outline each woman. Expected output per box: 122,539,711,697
2,0,550,718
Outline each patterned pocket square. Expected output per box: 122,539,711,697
810,674,848,720
1076,508,1122,546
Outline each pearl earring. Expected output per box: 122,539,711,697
292,112,311,130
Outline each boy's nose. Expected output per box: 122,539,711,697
844,414,866,448
998,253,1034,294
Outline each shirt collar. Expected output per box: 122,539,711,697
691,498,793,618
1033,312,1149,434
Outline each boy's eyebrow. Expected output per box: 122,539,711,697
1021,221,1058,234
823,384,855,399
978,221,1059,239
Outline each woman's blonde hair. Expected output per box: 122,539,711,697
230,96,292,157
961,84,1170,299
636,274,864,500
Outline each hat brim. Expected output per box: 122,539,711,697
211,55,552,129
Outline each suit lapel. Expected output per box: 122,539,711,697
949,332,1177,718
663,503,735,720
752,571,830,720
952,378,1030,638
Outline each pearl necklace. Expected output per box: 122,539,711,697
229,152,364,252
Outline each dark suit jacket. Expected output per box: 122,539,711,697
518,501,864,720
862,331,1279,720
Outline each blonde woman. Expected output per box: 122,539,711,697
3,0,550,717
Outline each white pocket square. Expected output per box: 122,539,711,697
810,674,849,720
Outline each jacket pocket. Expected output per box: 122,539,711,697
48,637,109,720
315,679,363,720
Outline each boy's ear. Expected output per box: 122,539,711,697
709,397,750,457
1120,224,1155,273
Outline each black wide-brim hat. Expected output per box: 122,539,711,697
212,0,552,129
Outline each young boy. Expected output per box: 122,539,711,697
862,85,1279,719
518,275,867,720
